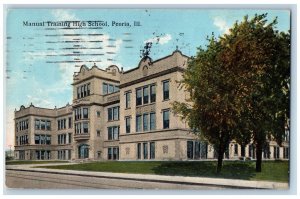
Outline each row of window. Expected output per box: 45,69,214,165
75,122,89,134
135,84,156,106
35,119,51,131
108,126,119,140
58,150,72,160
107,147,119,160
58,133,72,145
16,119,29,132
125,110,169,134
34,134,51,145
35,150,51,160
77,83,91,99
125,80,169,108
16,135,29,146
74,107,89,121
57,119,66,130
187,141,208,159
137,142,155,159
108,106,119,121
103,82,119,95
135,112,156,133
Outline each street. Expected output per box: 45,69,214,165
5,169,225,190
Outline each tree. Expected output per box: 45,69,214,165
173,14,290,173
218,14,290,172
172,34,239,173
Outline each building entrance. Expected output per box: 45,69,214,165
78,144,89,159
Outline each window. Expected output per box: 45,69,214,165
187,141,194,159
35,135,40,144
143,113,149,131
150,112,156,130
103,83,108,94
108,106,119,121
188,141,209,160
143,86,149,104
274,146,280,159
150,85,156,103
68,117,72,128
163,110,170,129
114,86,119,92
81,86,84,98
108,108,113,121
68,133,72,143
113,107,119,120
41,120,45,130
83,122,89,133
150,142,155,159
234,144,238,155
46,135,51,145
96,111,101,117
103,82,119,95
283,147,289,159
108,148,112,159
163,80,170,100
35,119,40,130
136,115,142,132
46,120,51,130
108,126,119,140
143,143,148,159
87,83,90,96
108,84,114,93
125,92,131,109
84,84,87,96
108,147,119,160
97,130,100,137
58,118,67,130
125,117,131,133
137,143,141,159
77,87,80,99
77,83,91,99
83,108,88,119
136,88,142,106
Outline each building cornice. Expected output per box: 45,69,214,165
119,66,184,89
72,75,120,86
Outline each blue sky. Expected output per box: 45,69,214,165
5,9,290,147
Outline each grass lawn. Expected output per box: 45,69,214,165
6,160,69,165
38,160,289,182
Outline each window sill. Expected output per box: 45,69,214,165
136,102,156,108
162,99,170,102
107,120,120,123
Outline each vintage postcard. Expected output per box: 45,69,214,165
4,7,291,191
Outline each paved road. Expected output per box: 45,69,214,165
5,170,225,189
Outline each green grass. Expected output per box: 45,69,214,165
38,160,289,182
6,160,69,165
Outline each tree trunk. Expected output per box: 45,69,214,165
216,145,224,174
255,141,263,172
216,134,225,174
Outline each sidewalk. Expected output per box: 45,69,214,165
6,163,289,190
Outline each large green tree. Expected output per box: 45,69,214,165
219,14,290,172
173,34,239,173
173,14,290,173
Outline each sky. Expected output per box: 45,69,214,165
4,8,290,149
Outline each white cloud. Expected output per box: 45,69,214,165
51,10,76,21
145,34,172,45
213,17,230,34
